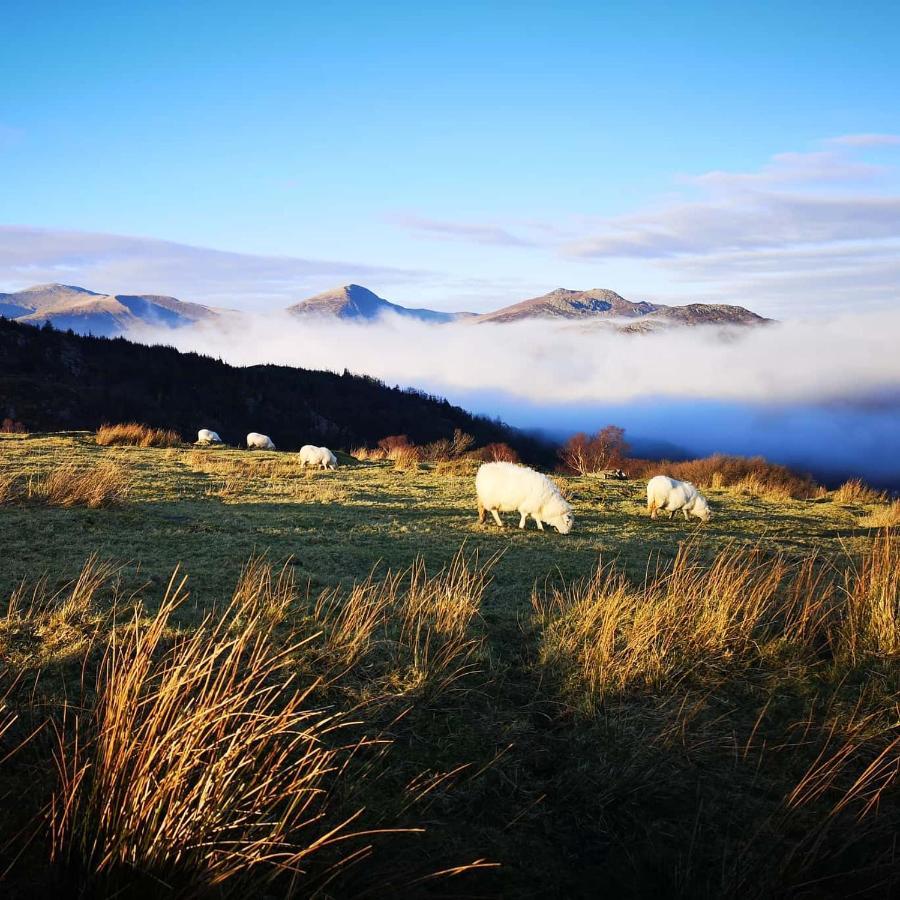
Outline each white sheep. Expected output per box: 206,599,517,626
196,428,222,445
476,461,574,534
246,432,276,451
298,445,338,470
646,475,712,523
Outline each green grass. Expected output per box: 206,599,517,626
0,433,897,898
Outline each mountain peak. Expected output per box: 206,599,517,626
288,284,465,323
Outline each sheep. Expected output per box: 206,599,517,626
646,475,712,523
246,432,276,451
476,461,574,534
298,445,338,470
196,428,222,445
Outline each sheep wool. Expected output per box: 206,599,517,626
298,445,338,470
197,429,222,445
646,475,712,523
476,461,574,534
246,432,276,450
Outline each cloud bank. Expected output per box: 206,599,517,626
133,311,900,484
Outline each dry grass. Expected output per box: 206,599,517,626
833,478,889,505
392,445,423,472
313,550,490,700
0,471,21,504
860,500,900,528
533,544,788,700
535,533,900,705
0,555,118,668
49,569,374,897
22,462,129,508
350,446,387,461
434,457,481,477
96,422,183,448
839,529,900,662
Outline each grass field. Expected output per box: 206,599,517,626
0,433,897,898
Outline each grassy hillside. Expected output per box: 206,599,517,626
1,433,897,898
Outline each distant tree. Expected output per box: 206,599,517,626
558,426,629,475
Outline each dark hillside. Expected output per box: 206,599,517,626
0,318,547,457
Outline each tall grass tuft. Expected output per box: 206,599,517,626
838,529,900,662
96,422,183,448
49,569,375,897
860,500,900,528
832,478,888,505
25,462,129,508
533,544,788,701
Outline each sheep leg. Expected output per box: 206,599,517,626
534,516,544,530
683,509,690,521
649,500,658,519
518,512,527,529
490,508,504,528
477,501,486,524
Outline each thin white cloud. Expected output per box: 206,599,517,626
826,133,900,147
0,225,426,311
385,212,535,247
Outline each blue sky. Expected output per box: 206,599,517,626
2,0,899,314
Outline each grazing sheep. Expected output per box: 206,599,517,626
298,445,338,470
647,475,712,523
246,432,276,451
196,428,222,445
476,461,574,534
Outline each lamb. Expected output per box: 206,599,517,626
298,445,338,470
646,475,712,523
196,428,222,445
476,461,574,534
246,432,276,450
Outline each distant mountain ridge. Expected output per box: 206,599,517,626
0,283,216,337
0,282,769,336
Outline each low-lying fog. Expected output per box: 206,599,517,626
135,311,900,486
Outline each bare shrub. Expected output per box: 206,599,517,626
558,426,629,475
476,442,521,463
833,479,888,505
1,418,27,434
26,463,129,508
96,422,183,448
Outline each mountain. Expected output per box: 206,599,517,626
0,315,547,461
471,287,768,328
472,288,656,323
0,283,217,337
287,284,471,323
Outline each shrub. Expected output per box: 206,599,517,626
475,442,520,463
392,444,422,472
558,426,629,475
96,422,183,448
1,418,26,434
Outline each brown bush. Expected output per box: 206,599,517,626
96,422,183,448
625,453,819,500
1,418,27,434
558,426,629,475
392,445,423,472
475,442,520,463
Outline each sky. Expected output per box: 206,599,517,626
2,0,900,315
